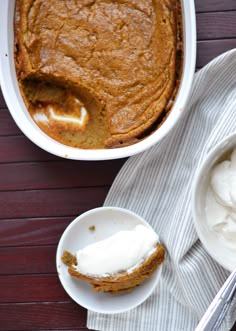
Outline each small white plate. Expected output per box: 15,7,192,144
56,206,163,314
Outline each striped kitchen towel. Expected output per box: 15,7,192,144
88,49,236,331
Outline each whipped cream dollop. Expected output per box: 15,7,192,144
34,98,89,128
75,225,159,276
205,148,236,249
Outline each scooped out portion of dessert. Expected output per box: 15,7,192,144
61,225,165,294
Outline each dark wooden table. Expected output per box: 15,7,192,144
0,1,236,330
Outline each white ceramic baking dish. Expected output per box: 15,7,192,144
0,1,196,161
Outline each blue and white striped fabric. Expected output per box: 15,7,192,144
88,49,236,331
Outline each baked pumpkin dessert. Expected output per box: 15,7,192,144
14,0,182,149
61,225,165,293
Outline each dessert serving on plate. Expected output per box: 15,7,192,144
61,224,165,293
14,0,183,149
56,207,165,312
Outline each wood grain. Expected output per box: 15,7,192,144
0,274,69,302
0,159,126,191
0,217,72,247
0,89,6,109
0,187,108,219
195,0,236,12
0,134,127,165
0,135,58,163
0,302,87,331
196,11,236,40
197,39,236,69
0,108,20,135
0,245,57,274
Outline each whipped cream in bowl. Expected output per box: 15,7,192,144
56,207,163,314
206,148,236,249
193,132,236,271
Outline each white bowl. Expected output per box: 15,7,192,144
56,207,163,314
0,0,196,160
192,132,236,272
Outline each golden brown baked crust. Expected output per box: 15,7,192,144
15,0,182,149
62,243,165,293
